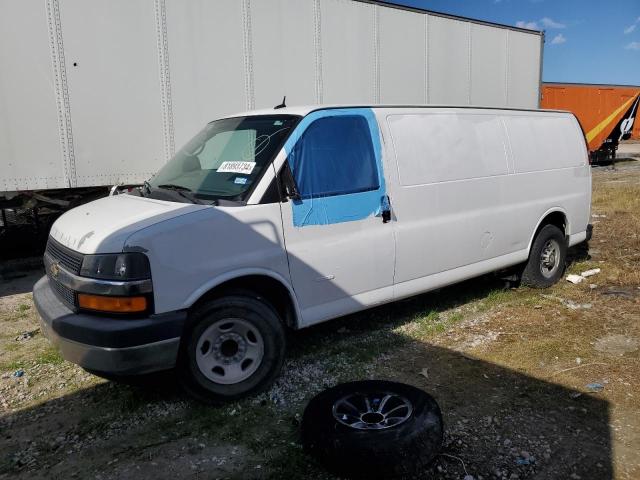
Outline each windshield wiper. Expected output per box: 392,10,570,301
156,184,203,204
141,180,153,197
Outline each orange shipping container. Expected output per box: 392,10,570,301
541,83,640,159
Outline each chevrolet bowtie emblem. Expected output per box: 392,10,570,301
49,261,60,278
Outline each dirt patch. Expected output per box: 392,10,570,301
600,287,639,299
594,335,639,356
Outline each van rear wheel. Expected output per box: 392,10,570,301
179,294,286,403
522,224,567,288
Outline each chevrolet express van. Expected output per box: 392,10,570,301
34,105,592,401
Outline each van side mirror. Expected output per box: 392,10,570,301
280,161,301,201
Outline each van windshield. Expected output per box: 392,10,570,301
147,115,299,203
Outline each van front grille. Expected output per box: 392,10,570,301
45,236,83,308
45,237,84,275
49,276,77,308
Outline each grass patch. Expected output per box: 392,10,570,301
565,260,600,275
518,292,544,307
484,288,513,305
414,310,446,335
3,342,20,353
406,309,466,338
394,283,524,341
417,310,439,324
589,174,640,285
476,288,513,312
1,359,26,372
343,333,404,364
592,181,640,213
35,346,64,366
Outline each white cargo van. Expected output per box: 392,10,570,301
34,106,592,401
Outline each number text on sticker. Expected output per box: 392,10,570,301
217,161,256,175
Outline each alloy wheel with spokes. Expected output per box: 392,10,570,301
332,392,413,430
302,380,443,479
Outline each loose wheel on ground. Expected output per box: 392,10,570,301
301,380,443,479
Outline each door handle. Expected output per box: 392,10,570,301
381,195,391,224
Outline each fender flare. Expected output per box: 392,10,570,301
182,268,303,329
526,207,570,254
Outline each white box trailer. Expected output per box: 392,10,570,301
0,0,543,204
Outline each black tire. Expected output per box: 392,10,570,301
301,380,443,479
178,294,286,403
521,224,567,288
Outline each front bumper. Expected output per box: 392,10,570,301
33,275,187,375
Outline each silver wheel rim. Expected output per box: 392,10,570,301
332,392,413,430
195,318,264,385
540,239,561,278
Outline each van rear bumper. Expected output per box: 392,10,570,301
586,223,593,242
33,276,186,375
568,224,593,248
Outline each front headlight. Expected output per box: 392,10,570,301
80,253,151,281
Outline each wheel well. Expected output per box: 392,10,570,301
533,211,567,242
191,275,297,328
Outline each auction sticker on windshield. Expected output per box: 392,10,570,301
217,161,256,175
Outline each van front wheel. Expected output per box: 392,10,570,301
179,295,286,403
522,224,567,288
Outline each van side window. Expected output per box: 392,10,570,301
289,116,379,198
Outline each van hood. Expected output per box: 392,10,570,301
49,194,207,254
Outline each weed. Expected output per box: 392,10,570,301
3,342,19,353
419,310,439,323
36,346,64,366
1,359,25,372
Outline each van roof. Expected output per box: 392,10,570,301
217,104,571,121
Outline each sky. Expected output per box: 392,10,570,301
386,0,640,86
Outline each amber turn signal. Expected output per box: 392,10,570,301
78,294,147,313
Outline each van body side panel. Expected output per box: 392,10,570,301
380,107,590,303
280,207,396,327
501,112,591,251
393,249,529,302
383,109,514,287
123,203,291,315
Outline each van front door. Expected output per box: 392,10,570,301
279,109,395,327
